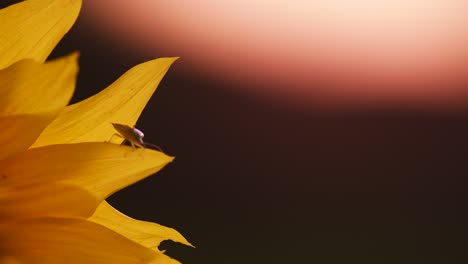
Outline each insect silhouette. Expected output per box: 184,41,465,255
110,123,162,151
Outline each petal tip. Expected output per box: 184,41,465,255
151,57,179,66
68,50,81,60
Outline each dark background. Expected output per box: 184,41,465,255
55,6,468,264
4,1,467,263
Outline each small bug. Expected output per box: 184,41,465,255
110,123,162,151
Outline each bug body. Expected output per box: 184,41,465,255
111,123,162,151
111,123,145,149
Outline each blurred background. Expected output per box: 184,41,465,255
6,0,468,263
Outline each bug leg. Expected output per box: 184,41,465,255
122,141,133,158
108,133,124,144
129,142,145,158
138,148,145,159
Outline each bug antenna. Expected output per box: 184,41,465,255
144,142,164,152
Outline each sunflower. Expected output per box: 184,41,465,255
0,0,190,263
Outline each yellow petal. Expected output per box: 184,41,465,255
0,113,56,161
32,57,178,148
0,53,79,117
0,183,98,220
0,217,180,264
89,201,192,250
0,143,173,200
0,0,81,69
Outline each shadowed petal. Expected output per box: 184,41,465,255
0,113,56,160
32,57,178,148
0,143,173,201
89,201,192,250
0,183,98,220
0,217,180,264
0,256,22,264
0,53,79,117
0,0,81,69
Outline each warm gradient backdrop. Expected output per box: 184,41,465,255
85,0,468,108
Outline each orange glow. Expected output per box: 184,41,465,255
85,1,468,107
